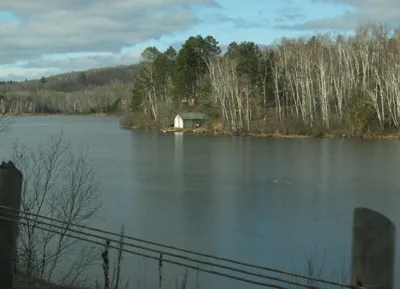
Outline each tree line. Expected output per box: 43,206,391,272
131,23,400,136
0,66,139,114
2,22,400,136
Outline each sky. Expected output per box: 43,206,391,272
0,0,399,81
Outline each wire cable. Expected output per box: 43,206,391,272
0,205,356,289
1,214,293,289
1,211,326,289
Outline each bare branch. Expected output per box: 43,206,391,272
13,132,101,285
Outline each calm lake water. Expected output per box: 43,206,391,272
1,116,400,288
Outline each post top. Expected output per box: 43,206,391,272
0,161,16,169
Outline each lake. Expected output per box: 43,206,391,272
0,116,399,289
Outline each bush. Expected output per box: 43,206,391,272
344,89,374,136
119,112,155,129
12,132,101,285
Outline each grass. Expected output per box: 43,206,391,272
157,122,400,141
159,125,400,141
120,112,400,140
246,132,311,139
5,112,121,117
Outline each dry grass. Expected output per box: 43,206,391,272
121,112,400,140
361,132,400,140
5,112,119,117
246,131,310,139
161,126,400,140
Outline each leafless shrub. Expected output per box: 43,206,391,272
99,225,129,289
12,132,101,285
113,225,124,289
0,112,13,133
119,112,156,130
290,247,350,289
175,270,188,289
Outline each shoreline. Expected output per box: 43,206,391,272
4,112,121,117
4,113,399,140
121,126,400,140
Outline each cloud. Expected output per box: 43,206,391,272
27,51,142,70
0,66,61,81
0,0,217,65
0,50,144,81
205,13,269,28
276,10,359,30
279,0,400,30
273,5,304,24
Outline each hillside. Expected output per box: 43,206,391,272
0,64,141,114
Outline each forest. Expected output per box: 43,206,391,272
2,23,400,136
130,23,400,136
0,65,139,115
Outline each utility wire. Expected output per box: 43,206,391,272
0,205,354,287
0,205,356,289
1,211,325,289
0,214,292,289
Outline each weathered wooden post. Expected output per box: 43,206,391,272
0,161,22,289
351,207,396,289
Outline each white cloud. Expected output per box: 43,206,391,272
280,0,400,30
0,0,217,66
0,66,61,81
0,50,144,81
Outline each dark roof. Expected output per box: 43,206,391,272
177,112,208,120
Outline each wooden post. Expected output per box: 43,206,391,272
351,207,396,289
0,161,22,289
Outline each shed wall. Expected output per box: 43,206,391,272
174,115,183,128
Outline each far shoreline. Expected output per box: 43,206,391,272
5,113,400,140
4,112,121,117
120,125,400,141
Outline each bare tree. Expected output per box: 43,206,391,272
0,113,13,134
208,55,257,131
12,132,101,285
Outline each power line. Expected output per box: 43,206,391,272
0,205,356,289
0,214,292,289
1,211,326,289
0,205,355,289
